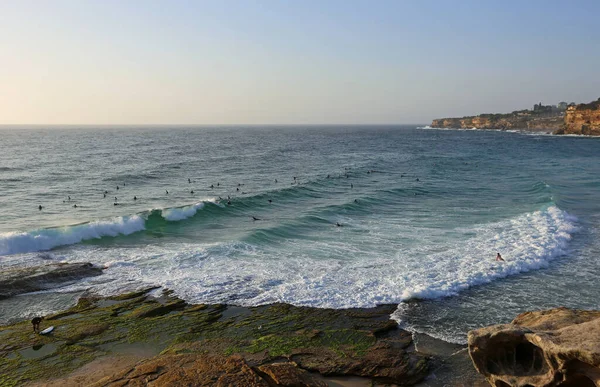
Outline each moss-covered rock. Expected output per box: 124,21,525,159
0,290,429,386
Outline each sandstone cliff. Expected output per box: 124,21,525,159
555,98,600,135
431,98,600,136
431,114,562,132
468,307,600,387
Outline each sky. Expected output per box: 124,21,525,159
1,0,599,125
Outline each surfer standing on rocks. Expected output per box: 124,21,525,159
31,317,43,333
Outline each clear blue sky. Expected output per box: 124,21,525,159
1,0,598,124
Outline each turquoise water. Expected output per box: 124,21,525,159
1,126,599,343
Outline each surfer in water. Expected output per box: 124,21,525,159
496,252,505,262
31,317,43,333
336,222,343,227
251,216,260,221
38,205,43,210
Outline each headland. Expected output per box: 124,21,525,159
431,98,600,135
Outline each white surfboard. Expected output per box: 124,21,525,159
39,326,54,335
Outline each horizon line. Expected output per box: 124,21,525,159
0,123,426,127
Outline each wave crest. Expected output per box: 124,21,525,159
0,216,145,256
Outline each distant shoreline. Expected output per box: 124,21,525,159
431,98,600,136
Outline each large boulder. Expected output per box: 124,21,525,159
468,307,600,387
0,262,103,299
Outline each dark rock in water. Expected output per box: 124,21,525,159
37,252,55,260
0,262,103,300
468,307,600,387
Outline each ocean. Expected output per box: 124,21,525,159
1,125,599,344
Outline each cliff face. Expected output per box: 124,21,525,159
557,98,600,135
431,98,600,136
431,115,561,132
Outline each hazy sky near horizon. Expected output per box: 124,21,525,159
1,0,599,125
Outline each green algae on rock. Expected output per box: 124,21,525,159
0,289,429,386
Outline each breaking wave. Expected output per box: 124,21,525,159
0,200,219,256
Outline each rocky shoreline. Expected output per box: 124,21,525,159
0,284,488,386
3,263,597,386
431,97,600,136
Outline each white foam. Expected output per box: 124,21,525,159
394,205,577,301
46,205,578,317
0,215,145,256
0,200,220,256
161,201,208,221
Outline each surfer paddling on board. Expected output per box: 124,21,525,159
496,252,505,262
31,317,43,333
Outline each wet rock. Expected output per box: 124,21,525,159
0,263,103,299
1,290,429,386
98,354,269,386
64,323,110,345
468,307,600,387
130,299,187,318
257,362,327,386
291,341,427,385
